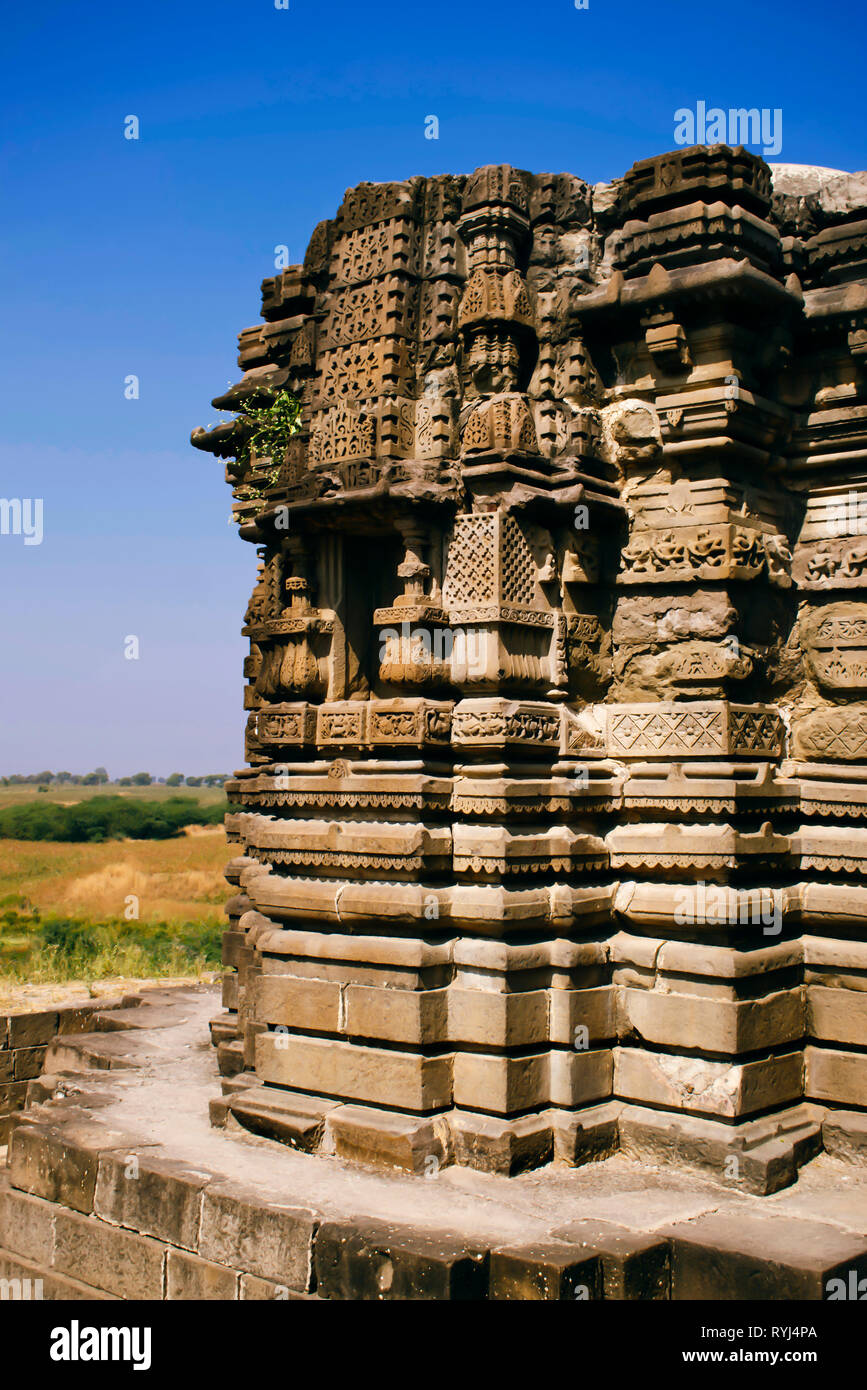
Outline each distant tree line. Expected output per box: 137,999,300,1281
0,769,229,788
0,795,227,842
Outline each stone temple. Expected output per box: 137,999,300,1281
191,145,867,1194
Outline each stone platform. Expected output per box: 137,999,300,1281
2,984,866,1300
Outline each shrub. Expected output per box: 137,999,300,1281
0,795,227,843
0,907,221,982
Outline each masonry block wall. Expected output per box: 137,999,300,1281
0,999,128,1144
193,146,867,1185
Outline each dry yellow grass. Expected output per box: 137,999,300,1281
0,827,229,923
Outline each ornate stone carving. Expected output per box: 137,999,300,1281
606,702,785,758
458,268,534,332
461,392,539,455
794,705,867,761
331,220,421,286
256,704,317,748
802,602,867,691
316,339,416,407
309,406,375,465
452,699,561,749
797,539,867,589
194,151,867,1185
322,277,420,346
619,525,767,583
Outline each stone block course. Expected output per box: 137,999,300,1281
823,1109,867,1164
806,1047,867,1107
94,1152,215,1251
0,1177,56,1266
52,1206,167,1299
253,973,342,1033
257,1032,454,1112
489,1242,601,1300
13,1046,47,1081
314,1220,489,1300
614,1048,804,1119
9,1012,58,1049
664,1210,867,1300
327,1104,449,1174
166,1248,239,1300
0,997,133,1131
808,986,867,1046
199,1182,317,1290
9,1121,142,1214
551,1220,671,1299
0,1247,118,1300
618,987,804,1054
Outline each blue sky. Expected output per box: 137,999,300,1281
1,0,864,776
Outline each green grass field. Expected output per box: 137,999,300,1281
0,787,229,984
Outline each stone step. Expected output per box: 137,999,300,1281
209,1014,241,1046
216,1039,245,1078
228,1086,338,1151
824,1108,867,1163
24,1071,99,1105
221,1072,258,1096
90,1004,190,1033
44,1033,148,1072
619,1101,823,1195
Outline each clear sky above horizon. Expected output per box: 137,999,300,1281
1,0,865,777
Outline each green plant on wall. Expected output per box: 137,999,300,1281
240,389,302,463
232,389,302,501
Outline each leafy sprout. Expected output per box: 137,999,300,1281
231,389,302,501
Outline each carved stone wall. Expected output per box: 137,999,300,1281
193,147,867,1187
